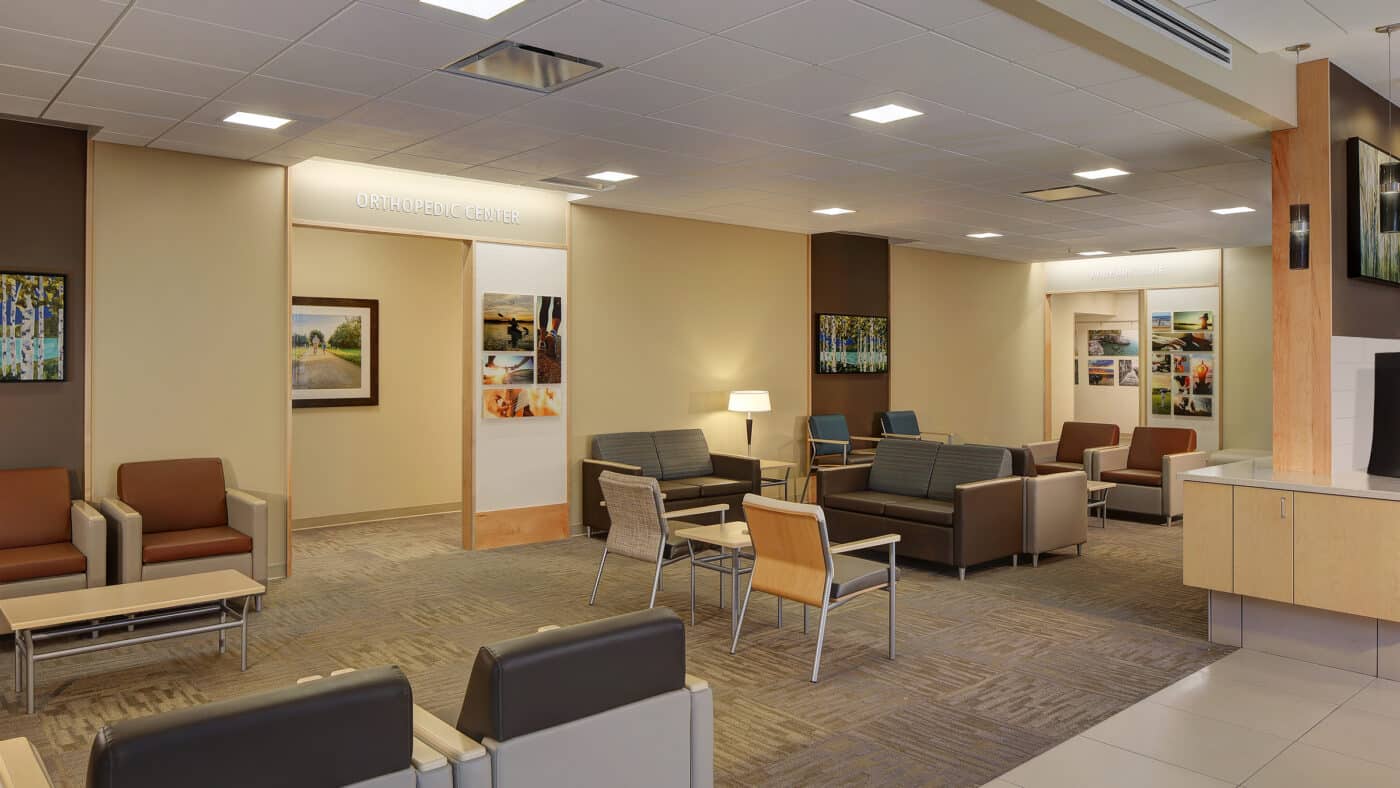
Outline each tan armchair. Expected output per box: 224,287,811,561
1026,421,1121,477
1093,427,1207,524
0,468,106,632
100,459,266,603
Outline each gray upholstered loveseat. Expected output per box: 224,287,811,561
583,430,758,535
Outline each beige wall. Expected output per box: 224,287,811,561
568,206,808,528
91,143,290,576
291,227,464,525
1222,245,1273,451
890,247,1046,447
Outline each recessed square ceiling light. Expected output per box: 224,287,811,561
586,171,636,182
813,207,855,215
421,0,525,20
849,104,924,124
1078,250,1110,256
1021,184,1112,202
224,111,291,129
1211,206,1255,215
966,232,1003,239
1074,167,1130,180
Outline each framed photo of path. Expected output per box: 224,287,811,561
292,297,379,408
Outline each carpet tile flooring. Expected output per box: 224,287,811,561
0,514,1229,786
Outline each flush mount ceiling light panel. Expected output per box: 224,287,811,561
1210,206,1255,215
1078,250,1110,256
421,0,525,19
1021,185,1112,202
1074,167,1130,180
441,41,606,93
850,104,924,124
224,111,291,129
812,207,855,215
585,170,636,182
966,232,1003,239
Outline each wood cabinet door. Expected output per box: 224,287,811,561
1295,492,1400,621
1233,487,1294,603
1183,481,1233,592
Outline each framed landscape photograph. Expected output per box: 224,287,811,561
1088,359,1115,386
1346,137,1400,286
292,297,378,408
1,272,65,382
816,313,889,374
1087,329,1138,357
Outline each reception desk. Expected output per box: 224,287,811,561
1182,459,1400,677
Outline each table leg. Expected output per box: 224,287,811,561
777,598,782,628
240,596,250,672
219,610,227,654
13,636,19,694
688,541,696,626
730,548,741,638
24,631,34,715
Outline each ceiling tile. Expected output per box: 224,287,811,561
937,10,1073,60
604,0,801,33
260,43,425,96
825,32,1065,103
0,64,68,100
557,69,710,115
367,152,469,174
262,137,383,163
632,36,808,92
0,91,49,117
217,75,370,120
654,94,857,148
301,121,427,151
339,98,478,136
513,1,705,67
1186,0,1342,53
58,76,205,117
354,0,577,39
0,26,95,74
105,8,292,71
588,117,786,163
132,0,349,39
81,47,246,98
724,0,923,64
307,3,495,70
45,102,181,137
92,129,155,146
154,120,284,158
387,71,537,116
1303,0,1400,34
1018,46,1139,87
494,96,638,135
398,118,563,164
0,0,125,43
855,0,995,29
731,65,890,114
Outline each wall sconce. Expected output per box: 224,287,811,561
1289,204,1310,269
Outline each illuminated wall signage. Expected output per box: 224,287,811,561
354,192,522,225
1044,250,1221,293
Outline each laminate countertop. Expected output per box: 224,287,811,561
1184,458,1400,503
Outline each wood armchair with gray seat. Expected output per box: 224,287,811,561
0,467,106,632
878,410,957,443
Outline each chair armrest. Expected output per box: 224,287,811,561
99,498,143,585
412,737,448,772
583,458,643,474
684,674,713,788
0,737,55,788
226,489,268,585
953,477,1025,568
1025,440,1058,465
1024,471,1088,553
830,534,901,554
664,503,730,520
1164,452,1210,518
807,438,849,446
815,465,871,498
684,674,710,694
70,501,107,589
882,432,920,439
1090,446,1130,478
920,431,956,443
413,705,488,765
710,453,760,491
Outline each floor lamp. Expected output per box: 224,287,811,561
728,390,771,456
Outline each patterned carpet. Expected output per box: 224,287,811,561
0,513,1229,787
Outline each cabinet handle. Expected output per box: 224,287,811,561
1280,497,1287,519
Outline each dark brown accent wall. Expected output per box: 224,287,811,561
1329,63,1400,339
0,119,87,496
810,233,889,437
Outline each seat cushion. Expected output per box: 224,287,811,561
118,458,228,534
682,476,749,498
830,554,899,599
592,433,663,479
928,445,1012,502
868,439,939,497
653,429,713,480
822,491,921,516
657,480,701,501
1126,427,1198,470
1100,468,1164,487
1055,422,1121,463
1036,461,1084,475
142,526,253,564
0,542,86,583
0,467,72,550
884,498,954,526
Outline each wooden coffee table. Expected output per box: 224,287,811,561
0,570,264,713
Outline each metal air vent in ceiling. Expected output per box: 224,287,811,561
538,176,615,192
1129,246,1178,253
1021,185,1113,202
1103,0,1232,67
442,41,606,93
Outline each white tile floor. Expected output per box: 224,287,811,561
989,649,1400,787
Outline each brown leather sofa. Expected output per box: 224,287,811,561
582,430,758,535
1025,421,1121,477
99,459,267,595
816,441,1022,580
0,468,106,632
1093,427,1207,523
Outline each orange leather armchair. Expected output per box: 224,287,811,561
0,468,106,632
99,459,267,598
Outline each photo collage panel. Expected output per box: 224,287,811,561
1150,311,1214,417
482,292,563,418
1082,327,1137,387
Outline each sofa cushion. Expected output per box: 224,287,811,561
830,555,899,599
1100,468,1164,488
822,491,920,516
0,467,71,550
118,458,228,534
653,429,714,480
1036,461,1083,476
0,542,86,583
1127,427,1197,471
592,433,663,479
884,498,954,526
1055,422,1121,463
142,526,253,564
868,439,939,497
683,477,750,498
880,411,920,436
657,480,701,502
928,445,1012,502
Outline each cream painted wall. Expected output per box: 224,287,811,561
1222,246,1273,451
90,144,290,576
568,206,808,529
890,247,1045,447
290,227,464,525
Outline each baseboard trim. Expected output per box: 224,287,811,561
292,502,462,531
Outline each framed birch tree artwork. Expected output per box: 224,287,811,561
0,272,65,382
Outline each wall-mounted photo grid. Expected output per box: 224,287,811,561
1150,310,1213,418
1082,328,1137,387
481,292,562,418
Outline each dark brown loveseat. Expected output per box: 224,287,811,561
816,441,1023,579
582,430,759,535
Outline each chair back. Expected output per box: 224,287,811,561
808,415,852,457
0,467,71,550
117,458,227,533
1126,427,1198,470
880,410,920,437
1055,422,1120,463
597,471,666,562
741,494,831,608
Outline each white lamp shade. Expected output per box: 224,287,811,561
728,390,771,413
